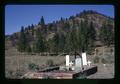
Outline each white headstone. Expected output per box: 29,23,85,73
82,52,87,65
75,58,82,68
66,55,69,66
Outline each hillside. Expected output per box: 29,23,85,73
7,10,114,47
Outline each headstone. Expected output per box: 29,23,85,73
75,58,82,71
75,58,82,68
82,52,87,65
66,55,69,66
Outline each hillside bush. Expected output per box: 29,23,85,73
46,59,54,67
28,63,39,71
101,58,107,64
93,56,99,63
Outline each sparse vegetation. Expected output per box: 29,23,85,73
93,56,100,63
99,22,114,46
15,10,114,55
28,63,39,71
6,69,25,79
101,58,107,64
46,59,54,67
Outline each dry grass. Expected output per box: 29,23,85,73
87,63,114,79
5,45,114,79
5,47,66,78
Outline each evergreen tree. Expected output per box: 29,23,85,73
34,29,46,53
80,20,88,52
52,33,59,54
47,38,54,54
41,16,45,25
28,25,31,30
58,34,66,53
40,16,47,34
77,22,82,52
99,22,114,46
26,44,32,53
38,16,45,25
64,32,72,54
17,26,27,52
87,21,96,48
70,24,78,53
31,24,34,36
60,17,64,24
88,21,96,40
64,24,78,54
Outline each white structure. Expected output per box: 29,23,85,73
75,58,82,68
69,61,73,66
75,58,82,71
71,67,75,70
87,60,91,66
65,55,70,66
82,52,87,65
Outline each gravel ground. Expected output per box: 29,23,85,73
87,63,114,79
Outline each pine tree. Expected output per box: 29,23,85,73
34,29,46,53
58,34,66,53
47,38,54,54
88,21,96,41
26,44,32,53
80,20,88,52
99,22,114,46
86,21,96,53
40,16,47,34
87,21,96,48
70,24,78,53
17,26,27,52
31,24,34,36
64,24,78,54
77,22,82,52
41,16,45,25
38,16,45,25
64,32,71,54
52,33,59,54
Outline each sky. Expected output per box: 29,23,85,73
5,5,114,35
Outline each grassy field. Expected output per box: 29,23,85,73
5,47,66,78
5,44,114,79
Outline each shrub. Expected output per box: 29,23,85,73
46,59,54,67
101,58,107,64
15,69,24,78
93,56,99,63
28,63,39,71
87,47,94,55
103,53,114,64
6,70,13,78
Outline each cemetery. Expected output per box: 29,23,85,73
22,52,97,79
